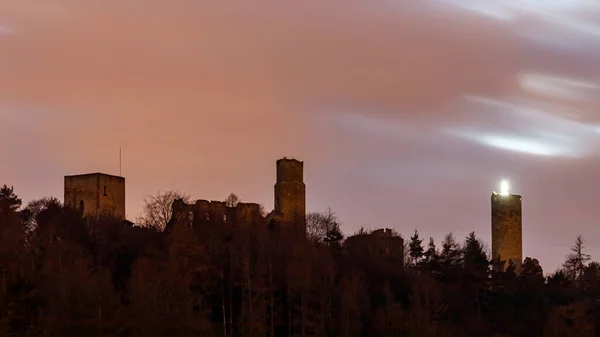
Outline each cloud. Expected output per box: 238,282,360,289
443,95,600,157
432,0,600,50
1,0,600,271
519,72,600,101
0,24,14,35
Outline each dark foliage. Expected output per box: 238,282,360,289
0,187,598,336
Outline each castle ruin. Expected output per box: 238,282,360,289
168,157,307,235
344,228,404,262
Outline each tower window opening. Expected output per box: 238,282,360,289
103,185,107,196
223,214,227,222
205,213,210,221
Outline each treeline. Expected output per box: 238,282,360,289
0,185,599,336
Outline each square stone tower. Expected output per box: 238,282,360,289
64,173,125,220
274,158,306,235
491,191,522,274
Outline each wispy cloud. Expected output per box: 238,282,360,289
0,24,14,35
0,0,600,271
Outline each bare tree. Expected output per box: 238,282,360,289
562,235,591,283
136,190,191,231
225,193,241,207
306,207,342,245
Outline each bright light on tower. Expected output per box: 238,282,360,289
500,180,510,195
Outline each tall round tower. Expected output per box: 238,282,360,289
491,181,522,273
274,158,306,236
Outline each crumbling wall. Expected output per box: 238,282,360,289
170,199,265,230
345,228,404,262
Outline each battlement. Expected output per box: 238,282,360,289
371,228,394,237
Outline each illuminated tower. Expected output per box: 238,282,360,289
64,173,126,220
274,158,306,235
491,180,522,273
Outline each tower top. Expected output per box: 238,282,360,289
492,179,520,197
276,157,303,165
64,172,124,179
276,157,303,183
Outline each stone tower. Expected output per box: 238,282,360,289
491,190,522,274
64,173,126,220
274,158,306,235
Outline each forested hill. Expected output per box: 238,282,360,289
0,184,599,336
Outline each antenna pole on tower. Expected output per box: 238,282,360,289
119,147,122,176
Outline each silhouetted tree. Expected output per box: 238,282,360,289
440,233,462,274
462,232,489,274
137,190,191,231
419,237,439,273
306,207,338,245
323,221,344,248
22,196,61,233
521,257,544,282
408,229,424,266
563,235,591,283
1,180,600,336
225,193,241,207
0,184,21,214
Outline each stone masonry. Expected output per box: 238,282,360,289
274,158,306,236
491,192,522,273
64,173,126,220
344,228,404,262
170,199,264,229
169,157,307,235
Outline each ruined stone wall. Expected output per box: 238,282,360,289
274,158,306,234
345,228,404,262
491,193,522,273
64,173,125,220
170,199,264,230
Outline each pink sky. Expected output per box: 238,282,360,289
2,0,600,272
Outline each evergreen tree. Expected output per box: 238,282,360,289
562,235,591,283
419,237,439,273
521,257,544,282
0,184,22,214
462,232,489,274
324,221,344,248
408,229,424,265
440,233,461,267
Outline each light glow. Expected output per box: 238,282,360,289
500,180,509,195
445,95,600,158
